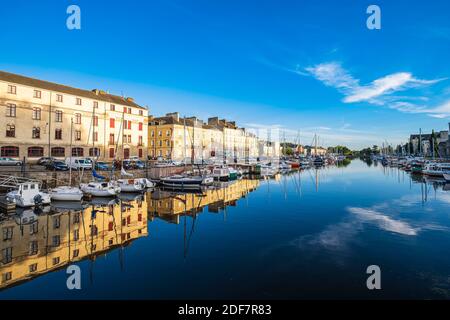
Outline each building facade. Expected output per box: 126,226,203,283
148,113,276,162
0,71,148,162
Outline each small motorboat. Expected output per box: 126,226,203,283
49,186,83,201
160,175,213,190
117,179,146,192
423,163,450,177
80,181,121,197
6,181,51,208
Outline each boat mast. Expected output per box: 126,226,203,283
183,116,187,170
69,118,73,186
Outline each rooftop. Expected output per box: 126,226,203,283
0,70,146,109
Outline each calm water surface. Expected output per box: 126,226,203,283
1,159,450,299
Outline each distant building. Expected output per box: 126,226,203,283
410,128,449,157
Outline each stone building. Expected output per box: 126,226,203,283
0,70,148,162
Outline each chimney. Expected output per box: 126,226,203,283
126,97,134,102
92,89,100,95
208,117,219,125
166,112,180,121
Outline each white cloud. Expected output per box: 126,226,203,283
303,62,448,118
348,207,418,236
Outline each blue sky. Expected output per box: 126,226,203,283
1,0,450,148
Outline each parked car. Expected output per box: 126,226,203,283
95,161,110,171
0,157,23,166
123,159,146,170
45,161,69,171
65,157,93,170
37,157,57,165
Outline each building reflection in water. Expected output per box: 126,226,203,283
0,195,148,290
0,178,260,291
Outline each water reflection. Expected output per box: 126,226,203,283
0,179,259,291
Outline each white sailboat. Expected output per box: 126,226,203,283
49,118,83,201
117,168,146,192
80,181,121,197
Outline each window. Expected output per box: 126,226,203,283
72,147,84,157
166,140,170,147
166,130,171,136
124,148,130,159
109,148,115,158
75,113,81,124
158,130,162,136
93,131,98,142
6,103,16,117
93,116,98,127
76,98,82,105
108,222,114,231
53,216,60,229
128,135,131,143
138,149,143,158
123,120,128,129
73,213,80,224
56,94,63,102
32,107,41,120
89,148,100,157
29,263,38,273
138,122,143,131
51,147,65,157
33,90,41,98
6,125,15,137
110,118,115,128
2,227,13,241
32,127,41,139
55,128,62,140
93,101,98,108
123,106,127,113
1,146,19,157
91,225,98,236
30,221,38,235
7,84,16,94
75,130,81,141
28,146,43,157
128,121,131,130
139,110,143,116
110,104,115,111
73,229,79,241
29,241,38,255
1,247,12,264
128,107,131,114
138,136,143,146
73,249,79,258
109,134,115,145
53,257,60,265
55,110,63,122
151,131,154,137
52,235,60,247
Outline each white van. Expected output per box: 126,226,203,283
65,157,93,170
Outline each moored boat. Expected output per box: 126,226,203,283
49,186,83,201
6,181,51,208
117,179,146,192
80,181,121,197
160,175,214,190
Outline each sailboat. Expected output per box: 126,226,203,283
117,168,146,192
49,118,83,201
162,116,214,190
80,170,121,197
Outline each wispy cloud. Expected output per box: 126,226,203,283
301,62,449,118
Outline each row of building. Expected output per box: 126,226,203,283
0,70,280,162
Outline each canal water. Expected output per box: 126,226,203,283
1,159,449,299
